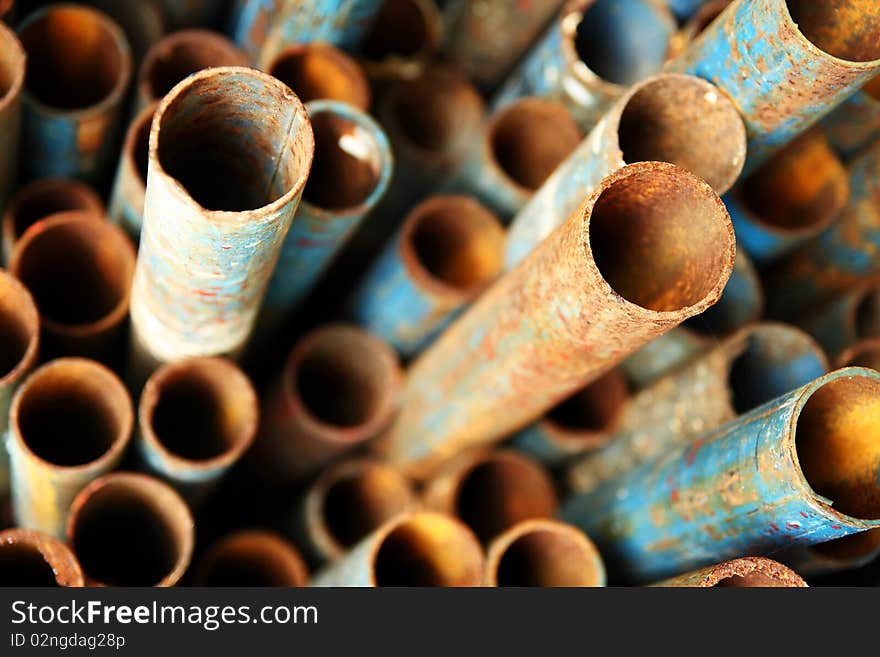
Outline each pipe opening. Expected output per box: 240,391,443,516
796,374,880,520
303,112,382,210
20,6,127,110
373,514,482,586
589,165,731,312
546,369,629,439
786,0,880,63
362,0,429,61
0,24,22,100
490,100,581,191
269,45,368,109
811,527,880,561
455,453,558,543
855,291,880,340
197,532,305,586
0,543,59,586
840,339,880,371
7,181,102,243
408,198,504,293
616,76,745,193
715,572,791,587
494,526,601,586
573,0,673,86
157,69,310,212
13,216,131,327
0,275,36,380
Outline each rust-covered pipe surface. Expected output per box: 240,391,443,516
310,511,484,587
193,530,309,586
107,102,155,239
67,472,194,586
129,66,313,381
359,0,442,83
255,324,402,484
504,73,745,268
9,358,133,538
651,557,807,587
422,449,558,544
137,357,258,507
0,22,24,213
0,528,83,586
10,212,135,365
372,162,735,480
266,42,370,110
293,457,417,564
484,519,605,587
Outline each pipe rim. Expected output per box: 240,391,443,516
0,528,85,587
267,43,371,111
0,21,25,114
0,271,39,388
781,0,880,68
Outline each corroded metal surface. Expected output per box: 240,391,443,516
0,22,23,214
560,367,880,582
821,75,880,162
651,557,807,587
193,529,309,586
107,102,156,239
0,527,84,586
796,286,880,359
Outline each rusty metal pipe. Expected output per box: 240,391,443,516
651,557,807,587
561,367,880,582
266,42,370,110
254,324,402,484
137,357,258,507
373,162,735,480
129,66,313,382
484,519,605,587
107,102,155,239
504,73,745,268
821,75,880,161
0,22,23,212
292,457,417,564
81,0,165,65
310,511,484,586
0,528,83,586
796,287,880,360
9,358,133,538
10,212,135,365
18,5,132,184
193,530,309,586
67,472,194,586
348,195,505,357
359,0,442,83
839,337,880,371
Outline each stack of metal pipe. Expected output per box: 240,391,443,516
0,0,879,589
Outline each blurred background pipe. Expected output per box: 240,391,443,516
504,73,745,269
619,328,711,392
561,367,880,582
1,178,104,264
193,529,309,586
254,324,402,485
509,368,630,467
484,519,605,587
0,22,23,213
10,212,135,366
137,357,258,507
422,449,558,544
664,0,715,21
66,472,194,586
310,511,484,586
725,130,849,266
566,322,828,496
795,286,880,361
669,0,730,55
665,0,880,173
347,195,505,358
650,557,807,587
17,4,132,185
442,98,582,222
292,457,417,564
0,0,13,22
838,337,880,370
492,0,677,129
9,358,133,538
129,66,313,382
266,42,371,110
781,528,880,578
107,102,155,240
821,75,880,162
135,29,247,112
0,528,83,586
359,0,442,84
373,162,735,480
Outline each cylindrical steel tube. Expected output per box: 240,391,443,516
373,162,735,480
0,528,83,586
1,178,104,264
17,5,132,184
82,0,165,65
443,98,582,221
796,287,880,360
665,0,880,173
292,457,417,564
782,527,880,577
821,75,880,162
310,511,484,586
670,0,731,55
651,557,807,587
266,42,370,110
255,324,402,484
567,322,828,495
135,29,247,111
484,519,605,587
0,22,23,212
193,530,309,586
492,0,677,128
422,449,558,544
129,66,314,381
67,472,194,586
347,195,505,358
137,357,258,506
619,328,712,391
665,0,715,21
839,337,880,370
9,358,133,538
359,0,442,83
561,367,880,582
10,212,135,365
504,73,745,268
107,102,155,239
